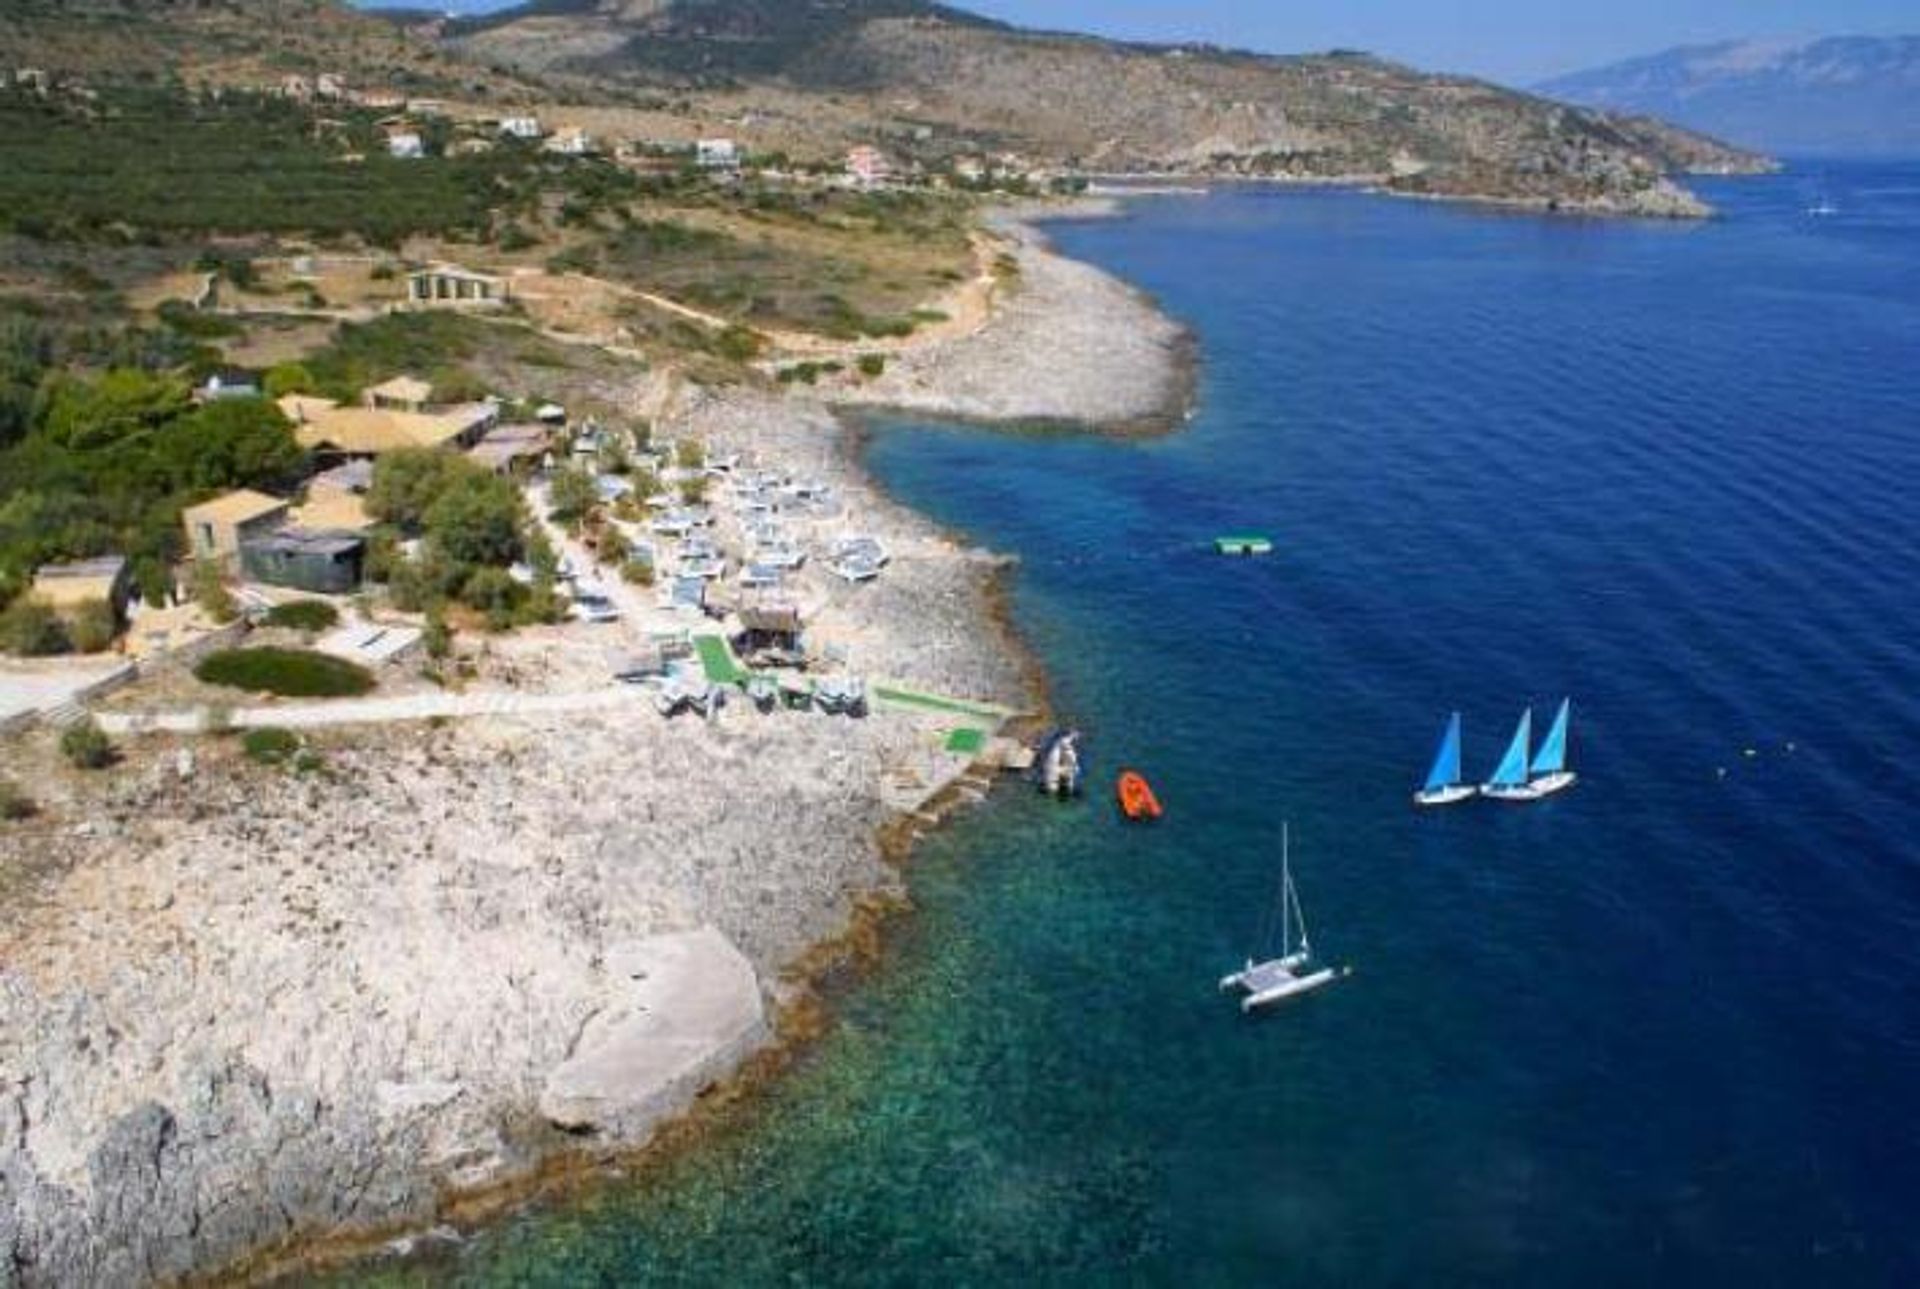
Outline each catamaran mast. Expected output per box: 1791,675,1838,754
1280,822,1291,960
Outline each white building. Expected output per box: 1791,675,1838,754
846,145,892,189
499,116,544,141
696,138,741,171
387,132,425,160
545,127,594,157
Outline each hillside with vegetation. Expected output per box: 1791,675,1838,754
444,0,1770,213
0,1,1771,215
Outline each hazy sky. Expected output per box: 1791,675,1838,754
403,2,1915,85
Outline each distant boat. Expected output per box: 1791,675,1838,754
1220,823,1348,1012
1479,707,1539,801
1116,770,1163,821
1807,199,1840,218
1214,535,1273,556
1527,698,1578,798
1413,711,1476,807
1480,700,1578,801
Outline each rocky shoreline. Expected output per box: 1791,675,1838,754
0,203,1187,1288
829,202,1197,436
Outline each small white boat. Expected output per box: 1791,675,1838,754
1034,729,1083,798
1414,711,1476,807
1220,824,1348,1013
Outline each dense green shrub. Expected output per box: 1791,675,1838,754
59,719,114,770
263,363,316,398
190,561,238,624
242,726,302,767
0,598,68,656
263,600,339,633
66,599,119,654
857,353,888,378
0,778,36,820
423,609,452,660
713,325,764,363
547,466,598,528
195,648,375,699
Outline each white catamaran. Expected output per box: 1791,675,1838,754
1480,699,1577,801
1414,711,1476,807
1220,824,1348,1013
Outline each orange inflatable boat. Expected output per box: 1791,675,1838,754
1117,770,1164,822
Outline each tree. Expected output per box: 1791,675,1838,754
39,369,191,452
155,399,305,493
367,449,463,532
547,465,598,527
458,565,521,614
424,472,525,569
598,525,631,565
263,363,317,398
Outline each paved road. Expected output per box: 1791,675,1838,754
98,685,653,736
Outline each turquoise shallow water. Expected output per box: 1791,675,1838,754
348,166,1920,1286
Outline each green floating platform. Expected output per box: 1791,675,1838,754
1214,535,1274,556
945,727,988,756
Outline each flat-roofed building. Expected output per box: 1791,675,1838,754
278,395,498,460
182,490,291,565
405,264,510,309
240,530,366,596
365,375,434,412
26,556,135,645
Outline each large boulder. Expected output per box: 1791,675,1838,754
539,927,765,1136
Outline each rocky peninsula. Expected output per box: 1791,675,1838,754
0,205,1187,1287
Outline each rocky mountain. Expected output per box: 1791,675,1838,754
1538,36,1920,157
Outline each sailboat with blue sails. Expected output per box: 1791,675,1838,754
1527,698,1578,798
1480,707,1537,801
1414,712,1476,807
1480,700,1577,801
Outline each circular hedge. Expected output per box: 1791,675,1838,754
195,648,374,699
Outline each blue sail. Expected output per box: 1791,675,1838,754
1531,699,1571,777
1487,709,1533,788
1423,712,1463,792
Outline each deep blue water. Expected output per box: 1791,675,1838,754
358,165,1920,1286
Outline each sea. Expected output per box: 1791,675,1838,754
345,162,1920,1286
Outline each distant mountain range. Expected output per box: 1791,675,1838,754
1537,36,1920,157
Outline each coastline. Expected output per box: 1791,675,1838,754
0,201,1188,1287
825,200,1199,438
